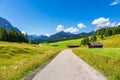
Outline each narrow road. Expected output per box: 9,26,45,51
32,49,107,80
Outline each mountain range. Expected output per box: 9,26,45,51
28,34,49,40
28,31,95,42
0,17,20,32
0,17,95,41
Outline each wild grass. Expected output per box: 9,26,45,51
73,48,120,80
0,41,62,80
98,34,120,48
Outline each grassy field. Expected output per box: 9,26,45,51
41,39,82,48
1,34,120,80
0,41,62,80
98,34,120,48
73,48,120,80
42,34,120,48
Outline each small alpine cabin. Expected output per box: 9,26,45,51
88,42,103,48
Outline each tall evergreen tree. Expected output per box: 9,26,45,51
90,35,97,42
100,34,104,39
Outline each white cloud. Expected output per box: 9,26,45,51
56,23,87,33
44,33,50,37
77,23,86,29
21,31,27,34
56,25,79,33
110,0,120,6
92,17,109,25
56,25,64,32
117,23,120,26
92,17,111,29
64,27,79,33
92,17,120,30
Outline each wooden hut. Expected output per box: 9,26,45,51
88,42,103,48
67,44,80,48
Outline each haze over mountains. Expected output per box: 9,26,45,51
0,17,94,41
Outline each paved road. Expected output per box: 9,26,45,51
32,49,107,80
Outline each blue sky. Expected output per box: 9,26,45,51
0,0,120,36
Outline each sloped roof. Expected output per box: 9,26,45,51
89,42,103,46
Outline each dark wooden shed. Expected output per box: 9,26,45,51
88,42,103,48
67,44,80,48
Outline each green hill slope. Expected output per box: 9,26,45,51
42,39,82,48
98,34,120,48
42,34,120,48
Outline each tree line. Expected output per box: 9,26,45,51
81,25,120,45
96,25,120,37
0,27,28,42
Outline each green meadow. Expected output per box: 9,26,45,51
42,34,120,48
73,48,120,80
98,34,120,48
41,39,82,48
0,41,62,80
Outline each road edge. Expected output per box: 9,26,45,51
22,51,61,80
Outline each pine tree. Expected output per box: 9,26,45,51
100,34,104,39
0,28,4,41
90,35,97,42
93,35,97,41
81,37,89,45
29,40,33,44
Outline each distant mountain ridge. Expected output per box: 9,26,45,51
49,31,75,39
28,31,95,42
0,17,20,32
28,34,49,40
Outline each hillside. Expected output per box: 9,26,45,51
98,34,120,48
42,34,120,48
0,17,20,32
0,41,62,80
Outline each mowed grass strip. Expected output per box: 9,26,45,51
0,41,62,80
73,48,120,80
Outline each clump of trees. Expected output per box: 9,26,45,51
29,40,34,44
0,27,28,42
81,35,97,45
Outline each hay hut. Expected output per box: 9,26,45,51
88,42,103,48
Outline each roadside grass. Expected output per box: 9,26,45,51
0,41,62,80
73,48,120,80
